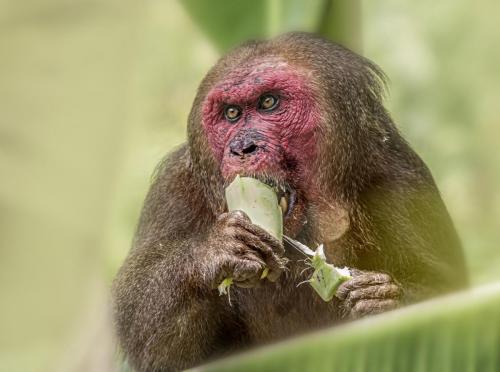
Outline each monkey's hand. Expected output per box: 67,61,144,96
204,210,288,289
336,270,401,319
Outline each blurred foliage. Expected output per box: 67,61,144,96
0,0,146,370
0,0,499,371
362,1,500,282
204,283,500,371
180,0,361,52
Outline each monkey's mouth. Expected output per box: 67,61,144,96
261,178,297,219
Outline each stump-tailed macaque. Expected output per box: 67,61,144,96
113,32,467,371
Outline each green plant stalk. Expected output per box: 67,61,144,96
219,176,283,295
202,282,500,371
308,245,351,302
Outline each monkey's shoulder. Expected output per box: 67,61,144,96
136,144,214,241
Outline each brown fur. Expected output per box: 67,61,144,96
112,33,467,371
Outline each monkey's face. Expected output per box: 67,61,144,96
202,58,320,228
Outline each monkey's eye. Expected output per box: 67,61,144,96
224,105,242,122
258,93,279,111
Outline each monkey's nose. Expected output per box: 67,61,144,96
229,139,259,157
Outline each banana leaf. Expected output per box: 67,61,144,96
179,0,325,51
199,282,500,372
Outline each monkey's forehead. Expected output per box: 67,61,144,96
224,58,289,76
206,58,311,104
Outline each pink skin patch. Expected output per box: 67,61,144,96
202,59,320,191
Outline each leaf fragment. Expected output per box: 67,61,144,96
308,245,352,302
219,176,283,296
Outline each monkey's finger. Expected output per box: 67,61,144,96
232,220,285,256
350,299,398,318
215,243,262,283
345,283,401,307
232,256,265,284
336,272,392,300
221,227,283,278
235,232,285,280
265,263,287,282
220,210,252,225
235,251,272,287
222,206,284,256
235,230,288,278
234,229,284,262
216,212,231,223
233,264,263,288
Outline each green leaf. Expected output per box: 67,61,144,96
225,175,283,240
180,0,268,51
309,248,351,302
218,277,233,296
179,0,325,52
219,176,282,294
201,283,500,371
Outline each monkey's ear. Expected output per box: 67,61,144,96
312,202,350,244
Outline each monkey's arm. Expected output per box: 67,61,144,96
336,178,467,318
113,237,232,371
112,149,231,370
370,182,467,299
112,146,285,371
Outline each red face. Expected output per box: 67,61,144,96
203,59,319,178
202,58,320,229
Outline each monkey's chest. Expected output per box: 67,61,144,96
236,275,341,343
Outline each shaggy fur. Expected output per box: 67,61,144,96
112,33,467,372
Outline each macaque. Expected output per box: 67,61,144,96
113,32,467,371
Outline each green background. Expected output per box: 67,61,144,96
1,0,499,371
